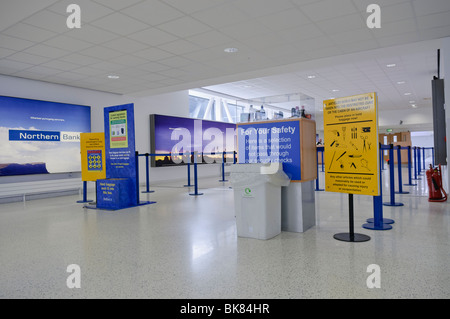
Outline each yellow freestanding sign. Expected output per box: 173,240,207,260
323,93,379,196
80,132,106,182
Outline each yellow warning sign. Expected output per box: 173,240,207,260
323,93,379,196
80,132,106,182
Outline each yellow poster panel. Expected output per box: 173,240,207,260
323,93,379,196
80,132,106,182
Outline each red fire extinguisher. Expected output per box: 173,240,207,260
426,164,447,202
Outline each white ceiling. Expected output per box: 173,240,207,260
203,39,439,111
0,0,449,131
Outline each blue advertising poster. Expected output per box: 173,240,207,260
103,103,137,207
237,120,301,181
150,114,236,167
0,95,91,176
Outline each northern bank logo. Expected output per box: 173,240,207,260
9,129,80,142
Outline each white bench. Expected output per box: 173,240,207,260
0,178,83,203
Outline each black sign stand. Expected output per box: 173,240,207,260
333,194,371,242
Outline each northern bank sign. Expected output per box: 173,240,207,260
9,129,80,142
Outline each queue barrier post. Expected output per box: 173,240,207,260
219,151,228,182
364,144,394,230
77,181,94,203
142,153,155,194
417,147,422,175
189,151,203,196
135,152,156,206
184,152,192,187
404,146,417,186
395,145,409,194
431,147,435,167
315,147,324,191
383,144,404,207
321,149,324,172
422,147,426,171
413,147,419,180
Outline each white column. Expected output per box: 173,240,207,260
203,98,214,120
223,100,233,123
215,98,222,122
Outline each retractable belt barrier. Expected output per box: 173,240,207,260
137,151,237,197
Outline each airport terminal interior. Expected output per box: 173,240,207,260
0,1,449,299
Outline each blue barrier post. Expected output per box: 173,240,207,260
364,144,394,229
142,153,155,194
404,146,417,186
219,151,228,182
135,151,155,206
395,145,409,194
135,151,140,204
233,151,237,164
383,144,404,207
77,181,93,203
431,147,435,167
315,147,324,191
422,147,426,171
189,151,203,196
413,147,419,180
321,149,324,172
381,148,385,170
184,152,192,187
417,147,422,175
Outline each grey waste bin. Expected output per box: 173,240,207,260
230,163,290,240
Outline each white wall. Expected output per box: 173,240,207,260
378,107,433,130
411,132,434,148
0,75,223,199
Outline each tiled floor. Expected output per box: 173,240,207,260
0,166,448,299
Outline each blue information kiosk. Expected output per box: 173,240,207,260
89,103,153,210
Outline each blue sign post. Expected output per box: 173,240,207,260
91,103,139,210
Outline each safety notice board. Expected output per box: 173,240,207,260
323,92,379,196
80,132,106,182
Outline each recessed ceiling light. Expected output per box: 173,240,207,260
224,47,238,53
411,104,418,108
397,81,406,84
386,64,396,68
307,75,316,79
107,75,120,79
404,92,412,96
332,89,340,92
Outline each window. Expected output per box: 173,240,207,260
189,90,244,123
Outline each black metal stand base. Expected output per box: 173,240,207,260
333,193,371,243
333,233,371,242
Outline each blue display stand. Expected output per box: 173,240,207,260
84,103,155,210
96,178,133,210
